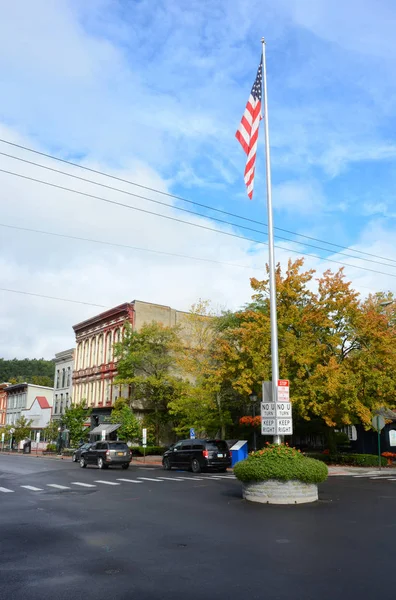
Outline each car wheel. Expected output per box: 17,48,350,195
97,457,107,469
163,457,171,471
72,454,77,463
122,463,129,470
191,458,201,474
79,457,87,468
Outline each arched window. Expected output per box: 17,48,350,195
98,335,104,365
106,331,112,363
84,340,89,369
91,337,96,367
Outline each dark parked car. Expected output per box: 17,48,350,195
72,443,93,463
79,441,132,470
162,439,231,473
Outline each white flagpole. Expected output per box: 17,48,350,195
261,38,281,444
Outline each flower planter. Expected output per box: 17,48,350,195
242,479,318,504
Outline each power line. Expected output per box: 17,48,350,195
0,287,108,308
1,137,395,266
2,167,396,279
1,150,395,270
0,223,262,271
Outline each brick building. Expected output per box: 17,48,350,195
72,300,189,426
0,382,10,427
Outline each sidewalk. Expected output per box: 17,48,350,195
328,465,396,476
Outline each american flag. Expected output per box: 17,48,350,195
235,62,263,199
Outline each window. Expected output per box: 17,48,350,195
181,442,192,450
90,383,94,405
205,441,228,452
106,332,112,363
67,367,71,387
60,393,64,413
91,338,96,366
193,443,205,450
65,393,69,408
56,370,60,389
108,442,129,450
84,340,89,368
54,401,59,414
62,368,66,388
98,335,104,365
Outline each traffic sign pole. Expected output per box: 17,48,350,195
377,415,381,471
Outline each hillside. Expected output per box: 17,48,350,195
0,358,55,387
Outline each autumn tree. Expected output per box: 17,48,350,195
210,259,396,437
13,416,33,444
114,322,185,444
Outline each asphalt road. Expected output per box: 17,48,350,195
0,453,395,600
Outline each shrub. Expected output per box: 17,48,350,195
45,443,57,453
234,443,328,484
132,446,166,456
307,452,387,467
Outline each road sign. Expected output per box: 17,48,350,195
189,428,196,440
142,428,147,447
262,381,272,403
372,415,385,431
36,432,40,443
276,418,293,434
278,379,289,387
276,402,292,418
261,419,277,435
261,402,276,418
10,428,15,434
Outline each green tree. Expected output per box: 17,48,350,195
114,322,184,444
62,402,91,448
110,398,140,442
13,416,33,444
0,358,54,385
43,420,60,442
169,300,233,438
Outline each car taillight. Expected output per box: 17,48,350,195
203,450,209,458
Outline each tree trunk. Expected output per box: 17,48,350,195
216,393,226,439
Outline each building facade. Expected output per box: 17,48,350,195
5,383,54,426
21,396,52,432
72,300,189,425
53,348,74,421
0,382,10,427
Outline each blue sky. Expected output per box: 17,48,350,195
1,0,396,357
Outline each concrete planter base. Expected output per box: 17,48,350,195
242,479,318,504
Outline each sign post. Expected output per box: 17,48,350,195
36,432,40,455
142,428,147,463
9,427,15,450
372,415,386,471
261,380,293,437
1,432,4,452
189,428,196,440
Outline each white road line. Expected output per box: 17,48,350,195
386,478,396,480
0,486,14,493
171,476,204,481
21,486,43,491
370,477,388,480
47,484,70,490
71,482,96,488
206,475,235,479
137,477,164,482
116,479,143,484
94,480,121,486
157,477,185,481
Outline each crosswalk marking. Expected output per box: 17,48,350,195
71,482,96,488
95,480,120,486
0,486,14,493
47,484,70,490
171,476,204,481
386,478,396,480
116,478,142,484
21,485,43,491
207,475,235,479
138,477,164,482
157,477,184,481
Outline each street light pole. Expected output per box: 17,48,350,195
249,394,258,452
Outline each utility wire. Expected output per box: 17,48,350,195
0,287,109,308
1,137,395,266
0,150,394,270
1,166,396,279
0,223,261,271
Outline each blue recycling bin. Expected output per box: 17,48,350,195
230,440,248,467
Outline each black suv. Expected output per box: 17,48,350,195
80,441,131,470
162,439,231,473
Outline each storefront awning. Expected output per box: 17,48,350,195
90,423,121,435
